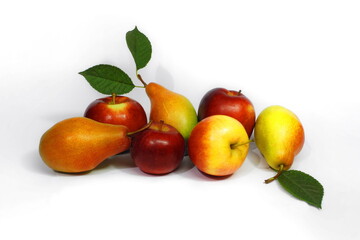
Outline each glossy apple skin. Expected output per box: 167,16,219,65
84,96,147,132
130,121,186,175
198,88,256,137
188,115,250,177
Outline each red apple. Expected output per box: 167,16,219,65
198,88,256,137
84,95,147,132
130,121,185,175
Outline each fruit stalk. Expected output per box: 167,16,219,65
264,164,284,184
111,93,117,104
127,120,153,136
137,73,147,87
230,139,253,149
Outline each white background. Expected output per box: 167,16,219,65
1,0,359,239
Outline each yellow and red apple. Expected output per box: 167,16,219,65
188,115,250,177
84,96,147,132
198,88,256,137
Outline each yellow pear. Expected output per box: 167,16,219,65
39,117,131,173
254,105,305,182
145,82,198,140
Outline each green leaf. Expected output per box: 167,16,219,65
79,64,135,95
278,170,324,209
126,26,152,71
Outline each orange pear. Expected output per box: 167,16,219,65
145,82,198,140
39,117,131,173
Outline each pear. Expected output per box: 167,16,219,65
145,82,198,140
254,105,305,182
39,117,132,173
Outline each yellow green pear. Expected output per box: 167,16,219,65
145,82,198,140
254,105,305,182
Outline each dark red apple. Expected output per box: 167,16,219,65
130,121,185,175
198,88,256,137
84,95,147,132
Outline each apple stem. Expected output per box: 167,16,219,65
238,90,242,95
111,93,117,104
136,72,148,87
231,139,253,149
264,164,284,184
159,120,164,131
127,120,153,137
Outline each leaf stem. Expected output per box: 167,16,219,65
127,120,153,137
264,164,284,184
159,120,164,131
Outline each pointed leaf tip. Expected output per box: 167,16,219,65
278,170,324,209
126,27,152,71
79,64,135,95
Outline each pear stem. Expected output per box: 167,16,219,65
264,164,284,184
127,120,153,137
136,72,147,87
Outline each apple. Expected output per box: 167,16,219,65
197,88,256,137
188,115,250,177
84,95,147,132
130,121,185,175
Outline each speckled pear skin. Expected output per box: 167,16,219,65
254,105,305,171
39,117,131,173
145,82,198,140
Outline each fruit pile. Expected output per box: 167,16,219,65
38,27,324,208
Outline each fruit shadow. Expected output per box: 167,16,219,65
177,157,230,181
24,143,271,178
241,142,277,179
97,152,197,177
94,151,139,174
22,150,88,176
23,149,138,176
181,143,269,181
155,65,175,91
247,142,269,170
24,149,195,177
